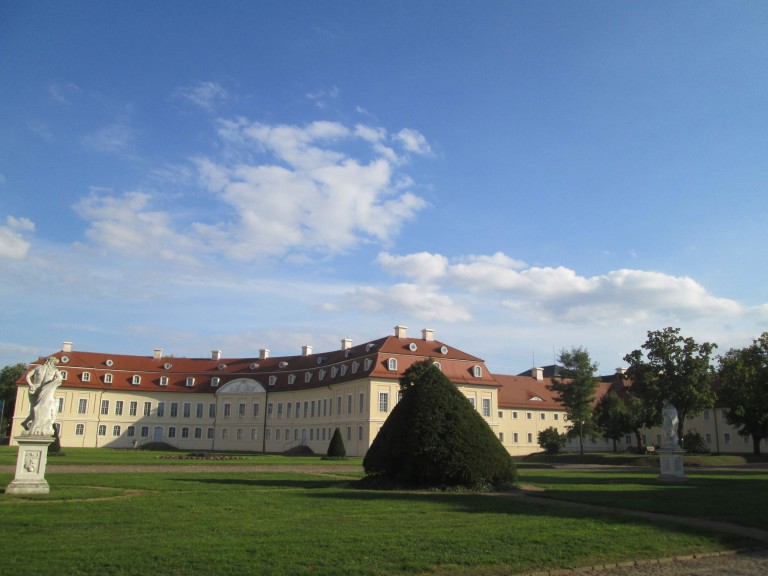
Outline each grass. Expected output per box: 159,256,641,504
1,448,765,575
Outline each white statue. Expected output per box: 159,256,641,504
21,357,63,436
662,401,679,449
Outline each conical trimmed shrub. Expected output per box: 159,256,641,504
363,359,516,489
326,427,346,458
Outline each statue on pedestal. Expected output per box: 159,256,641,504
661,400,679,449
21,357,63,436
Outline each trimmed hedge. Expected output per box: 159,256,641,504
363,360,516,490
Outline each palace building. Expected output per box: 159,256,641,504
10,325,761,456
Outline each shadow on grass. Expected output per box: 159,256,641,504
172,477,345,489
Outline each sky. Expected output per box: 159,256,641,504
1,1,767,376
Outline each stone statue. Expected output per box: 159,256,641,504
21,357,63,436
662,400,679,449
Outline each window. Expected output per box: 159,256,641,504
156,402,165,417
104,373,113,384
132,375,141,385
527,433,533,443
112,425,121,436
347,394,353,414
181,427,189,439
211,377,220,387
207,428,215,439
303,401,308,418
305,372,312,383
498,411,503,419
275,428,281,441
705,433,712,445
252,403,259,417
513,432,518,443
129,402,138,416
223,403,231,418
267,403,274,417
554,413,560,421
311,401,315,418
60,370,68,380
183,403,191,418
724,433,731,446
467,397,475,409
82,372,91,382
209,403,216,418
269,375,277,386
340,364,348,376
337,396,342,415
704,409,711,420
352,361,359,374
194,427,202,439
323,398,328,417
141,426,149,438
251,428,258,441
526,412,532,420
359,392,365,413
472,365,482,378
379,392,389,412
387,358,397,371
433,362,441,370
239,403,246,418
286,402,292,418
288,374,296,385
222,428,229,440
277,402,283,418
512,411,518,419
266,428,271,441
75,424,85,436
159,376,169,387
98,424,107,436
168,427,176,438
358,426,363,441
144,402,152,416
170,403,179,418
56,397,64,413
499,432,504,442
347,426,352,441
482,398,491,417
186,377,195,387
196,403,203,418
100,399,110,415
77,398,88,414
540,413,546,420
364,358,373,371
127,426,135,437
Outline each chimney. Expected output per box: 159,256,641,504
302,345,313,357
62,341,73,353
341,338,353,350
211,350,221,361
616,367,627,376
394,325,408,338
153,348,163,359
421,328,435,342
259,349,270,360
532,367,544,381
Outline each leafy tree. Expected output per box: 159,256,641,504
547,347,599,455
326,427,347,458
537,427,567,454
594,391,630,452
363,359,516,490
682,429,709,454
718,333,768,455
624,327,716,444
624,396,655,452
0,363,25,437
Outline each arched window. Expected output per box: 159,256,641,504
387,358,397,371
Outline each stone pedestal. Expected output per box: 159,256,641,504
4,435,55,494
658,447,686,481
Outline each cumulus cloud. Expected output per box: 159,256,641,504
175,81,228,111
0,216,35,259
323,283,471,322
372,250,748,326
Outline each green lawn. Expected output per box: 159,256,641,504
1,452,763,576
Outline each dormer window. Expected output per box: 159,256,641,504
268,375,277,386
186,377,195,388
104,373,113,384
60,370,68,380
387,358,397,371
132,375,141,386
472,365,482,378
351,361,359,374
288,374,296,385
211,377,220,387
318,369,326,381
159,376,169,387
81,372,91,382
433,362,441,370
331,366,338,378
340,364,348,376
304,372,313,383
530,396,543,402
364,358,373,371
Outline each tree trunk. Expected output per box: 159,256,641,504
634,430,643,452
753,434,761,456
578,421,584,455
677,411,686,447
612,438,617,453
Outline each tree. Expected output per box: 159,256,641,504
594,391,630,452
718,333,768,455
326,427,347,458
624,327,716,444
363,359,516,490
537,427,567,454
547,347,599,455
0,363,25,437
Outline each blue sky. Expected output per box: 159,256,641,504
2,1,767,375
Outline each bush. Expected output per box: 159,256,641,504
325,427,346,459
362,360,516,490
48,424,63,455
537,427,567,454
682,429,709,454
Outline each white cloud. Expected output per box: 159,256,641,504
372,250,751,327
323,283,471,322
0,216,35,259
82,123,134,153
394,128,432,155
175,81,228,111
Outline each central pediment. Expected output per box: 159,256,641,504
216,378,266,395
